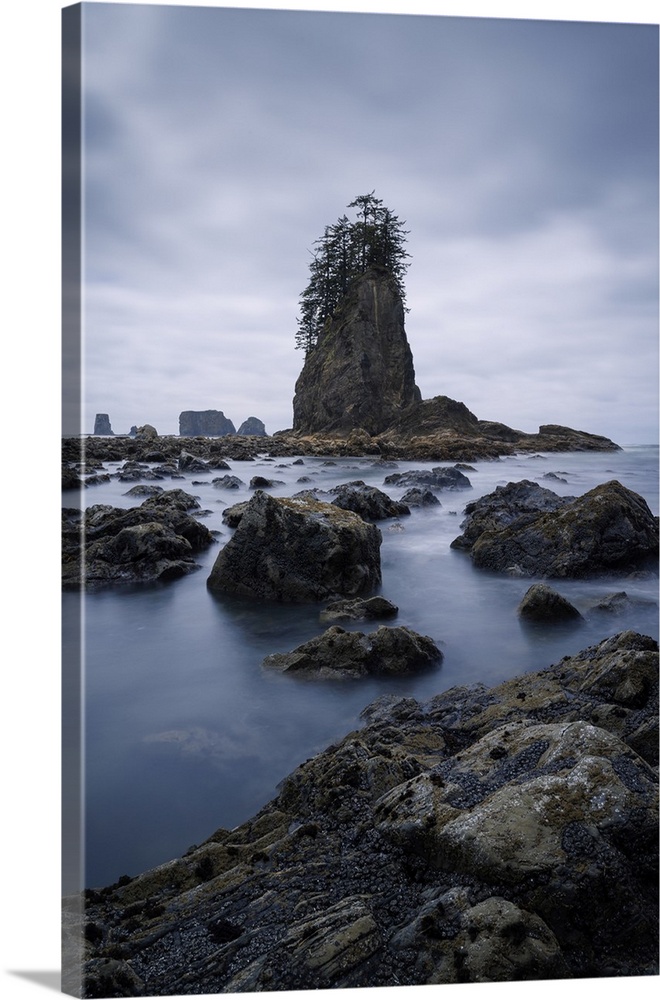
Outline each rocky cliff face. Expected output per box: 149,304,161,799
293,266,421,435
179,410,236,436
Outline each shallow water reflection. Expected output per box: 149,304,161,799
65,445,659,889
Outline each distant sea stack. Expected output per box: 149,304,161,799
237,416,267,436
293,266,421,436
179,410,236,436
93,413,114,435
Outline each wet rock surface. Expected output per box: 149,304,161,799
517,583,583,623
262,624,442,679
62,414,621,477
61,489,216,590
330,480,411,520
320,595,399,623
206,490,382,602
450,479,572,551
452,479,658,578
70,630,658,995
385,466,472,491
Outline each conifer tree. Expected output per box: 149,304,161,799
295,192,410,355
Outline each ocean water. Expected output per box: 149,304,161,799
62,444,659,890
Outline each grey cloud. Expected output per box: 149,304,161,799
79,5,658,443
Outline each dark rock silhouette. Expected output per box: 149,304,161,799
93,413,113,435
179,410,236,436
237,416,267,436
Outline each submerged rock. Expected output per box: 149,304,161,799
320,596,399,623
590,591,634,614
212,474,245,490
206,491,382,602
263,625,441,679
249,475,285,490
75,631,658,993
400,487,441,507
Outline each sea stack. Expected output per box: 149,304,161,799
237,416,267,436
179,410,236,436
292,265,421,436
93,413,114,435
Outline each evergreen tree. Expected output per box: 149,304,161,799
295,192,410,355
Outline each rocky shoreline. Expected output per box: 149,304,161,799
62,415,620,484
62,427,658,994
65,629,658,996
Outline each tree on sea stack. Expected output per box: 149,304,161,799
295,191,410,356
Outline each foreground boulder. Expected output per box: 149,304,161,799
61,489,215,589
71,631,658,994
263,625,442,679
375,717,656,976
454,479,658,578
207,491,382,602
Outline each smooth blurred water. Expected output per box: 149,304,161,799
62,444,658,889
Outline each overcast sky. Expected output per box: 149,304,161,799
75,1,658,444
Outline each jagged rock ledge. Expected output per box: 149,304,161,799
62,416,620,477
66,630,658,995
